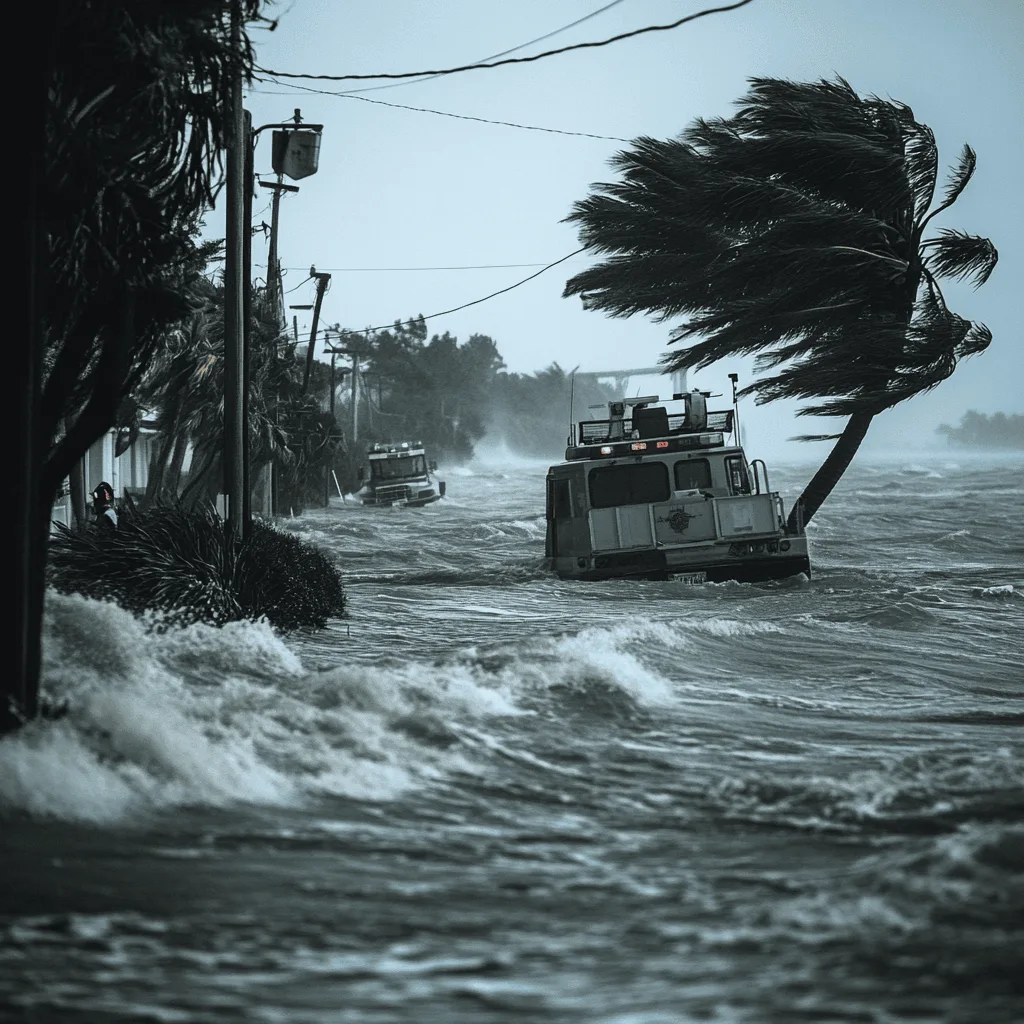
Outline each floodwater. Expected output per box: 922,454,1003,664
2,450,1022,1023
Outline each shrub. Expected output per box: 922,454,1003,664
48,501,346,631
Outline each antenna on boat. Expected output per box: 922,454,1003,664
728,372,742,446
567,367,578,447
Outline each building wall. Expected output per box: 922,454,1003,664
50,429,157,533
51,430,274,531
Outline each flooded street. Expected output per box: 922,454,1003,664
2,454,1022,1023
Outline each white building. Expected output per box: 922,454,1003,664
51,421,160,532
51,422,272,531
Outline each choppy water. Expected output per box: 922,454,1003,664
2,452,1022,1023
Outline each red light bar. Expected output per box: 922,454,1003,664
631,442,647,451
656,441,669,449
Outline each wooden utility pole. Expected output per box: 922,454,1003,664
241,108,254,535
222,3,245,540
261,176,299,318
301,269,331,395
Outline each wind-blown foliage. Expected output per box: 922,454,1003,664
137,279,313,507
6,0,268,734
564,77,997,527
48,501,346,631
41,0,265,503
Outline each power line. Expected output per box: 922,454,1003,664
336,0,631,97
256,1,756,82
279,262,585,272
292,250,586,340
251,80,633,142
283,275,312,293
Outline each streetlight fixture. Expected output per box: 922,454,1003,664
252,110,323,318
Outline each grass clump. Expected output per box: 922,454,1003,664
48,501,346,631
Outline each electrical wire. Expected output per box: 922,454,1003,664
293,249,586,341
332,0,631,96
250,80,632,142
279,261,586,272
283,275,312,294
353,248,585,333
256,1,756,82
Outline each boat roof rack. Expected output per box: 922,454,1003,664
577,409,734,446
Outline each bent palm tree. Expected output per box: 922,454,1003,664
563,77,997,529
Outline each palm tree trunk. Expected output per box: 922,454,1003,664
787,411,873,533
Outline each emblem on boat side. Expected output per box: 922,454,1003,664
660,509,695,533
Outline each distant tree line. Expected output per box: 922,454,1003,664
329,318,619,472
937,411,1024,450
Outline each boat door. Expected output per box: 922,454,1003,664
547,469,585,558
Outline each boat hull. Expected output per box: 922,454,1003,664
355,484,442,508
546,535,811,584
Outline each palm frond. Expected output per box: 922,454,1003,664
923,229,998,287
903,118,938,222
565,75,996,423
921,144,977,228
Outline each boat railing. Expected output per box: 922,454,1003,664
577,409,733,445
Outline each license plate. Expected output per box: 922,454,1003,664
675,571,707,585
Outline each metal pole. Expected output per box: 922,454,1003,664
351,352,359,445
330,350,336,419
223,4,245,537
326,349,336,507
242,108,253,537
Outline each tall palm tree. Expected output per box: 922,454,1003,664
563,77,997,529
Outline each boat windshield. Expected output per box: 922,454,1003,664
371,455,427,480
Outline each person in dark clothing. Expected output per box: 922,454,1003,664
91,481,118,530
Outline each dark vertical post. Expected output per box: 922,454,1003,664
223,4,245,537
301,272,330,395
327,348,336,507
267,172,283,316
7,0,54,733
350,351,359,445
242,109,253,536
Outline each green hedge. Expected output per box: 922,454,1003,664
49,501,346,631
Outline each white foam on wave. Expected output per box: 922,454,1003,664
480,620,681,707
687,617,785,638
975,584,1018,599
0,593,521,824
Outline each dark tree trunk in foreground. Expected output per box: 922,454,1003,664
787,412,874,533
5,2,53,736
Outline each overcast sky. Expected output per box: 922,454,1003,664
225,0,1023,459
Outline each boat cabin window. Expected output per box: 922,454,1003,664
725,455,752,495
371,455,427,480
549,478,572,520
673,458,711,492
589,462,670,509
